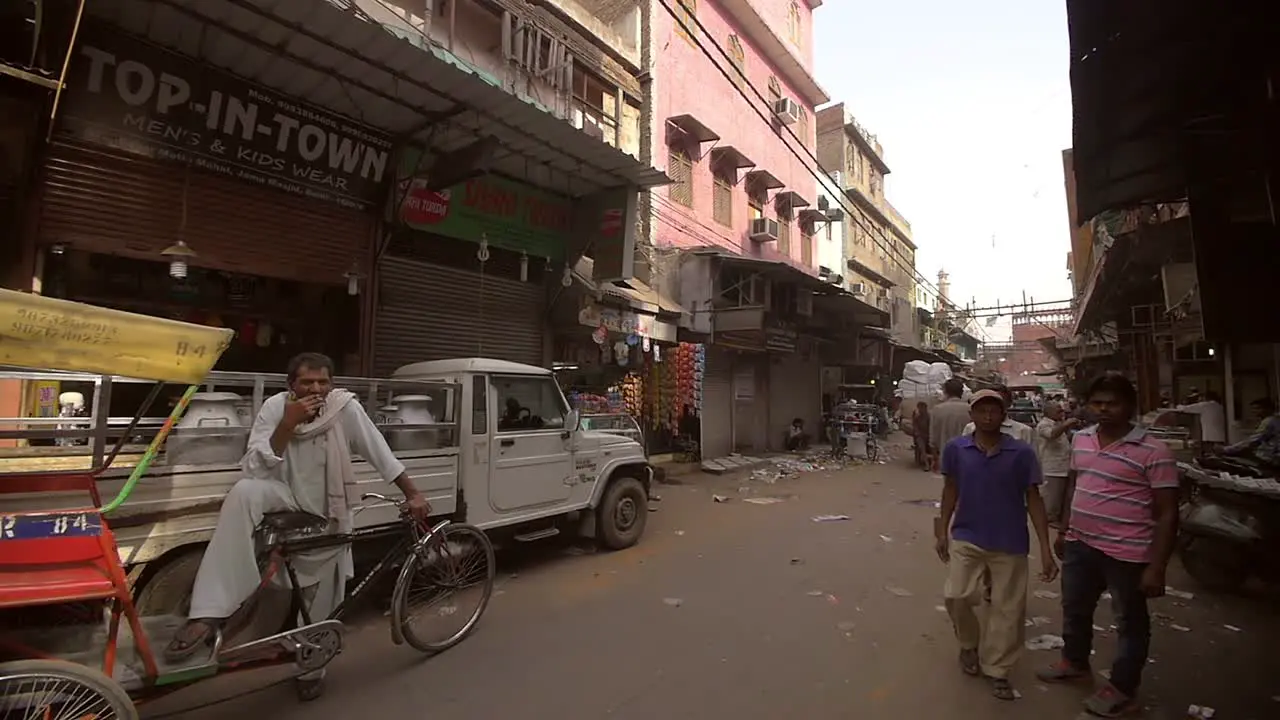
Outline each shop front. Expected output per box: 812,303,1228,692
552,258,689,453
30,24,390,377
372,168,584,374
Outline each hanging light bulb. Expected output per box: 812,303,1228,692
343,263,363,296
519,251,529,282
477,234,490,263
544,256,553,273
561,263,573,288
161,240,197,279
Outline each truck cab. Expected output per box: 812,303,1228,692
393,358,653,549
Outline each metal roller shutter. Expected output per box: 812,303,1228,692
768,354,821,451
37,140,371,284
700,349,733,460
373,257,545,376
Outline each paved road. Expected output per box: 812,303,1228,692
141,446,1280,720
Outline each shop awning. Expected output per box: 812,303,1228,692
846,257,895,288
797,208,829,225
573,257,685,317
95,0,669,198
774,190,810,209
684,246,831,292
666,114,721,145
814,293,889,328
744,169,785,191
710,146,756,170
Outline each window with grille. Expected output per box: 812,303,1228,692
712,167,733,226
668,146,693,208
800,223,814,267
767,76,782,107
747,183,765,220
777,207,793,255
795,106,809,148
728,35,746,92
787,3,802,46
675,0,696,43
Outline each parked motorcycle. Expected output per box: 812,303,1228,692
1177,457,1280,592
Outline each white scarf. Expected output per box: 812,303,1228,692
291,389,358,533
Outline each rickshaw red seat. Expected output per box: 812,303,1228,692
0,512,130,610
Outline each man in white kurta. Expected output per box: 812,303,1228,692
166,353,430,699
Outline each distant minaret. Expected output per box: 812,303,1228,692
936,269,950,312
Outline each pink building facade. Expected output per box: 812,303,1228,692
651,0,828,271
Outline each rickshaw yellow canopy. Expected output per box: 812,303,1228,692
0,289,233,384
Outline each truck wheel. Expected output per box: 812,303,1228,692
1178,536,1249,593
134,548,204,617
598,476,647,550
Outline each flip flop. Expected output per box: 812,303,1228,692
959,648,980,676
164,619,218,662
991,677,1017,701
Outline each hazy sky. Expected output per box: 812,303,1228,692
813,0,1075,341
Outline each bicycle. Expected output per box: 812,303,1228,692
1,492,497,714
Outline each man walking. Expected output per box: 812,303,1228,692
1036,401,1080,527
936,390,1058,701
930,377,970,471
1037,374,1179,717
963,384,1035,444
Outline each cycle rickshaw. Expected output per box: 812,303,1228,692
0,290,495,719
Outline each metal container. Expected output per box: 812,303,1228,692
168,392,248,465
384,394,438,451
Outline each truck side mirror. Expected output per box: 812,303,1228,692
566,408,580,432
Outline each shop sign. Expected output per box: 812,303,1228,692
396,150,572,261
58,26,393,211
766,328,798,353
578,302,660,339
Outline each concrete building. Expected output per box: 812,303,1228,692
650,0,828,267
815,102,918,342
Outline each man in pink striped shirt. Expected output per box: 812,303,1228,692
1037,374,1180,717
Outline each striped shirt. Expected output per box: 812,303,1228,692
1068,425,1179,563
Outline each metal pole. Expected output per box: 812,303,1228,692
1224,344,1236,444
46,0,88,142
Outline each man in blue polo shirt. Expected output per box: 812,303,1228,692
936,389,1058,701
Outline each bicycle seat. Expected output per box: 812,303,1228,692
260,512,331,533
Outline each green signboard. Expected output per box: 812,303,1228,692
395,167,572,261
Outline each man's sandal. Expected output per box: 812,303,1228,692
990,677,1018,701
958,649,980,676
164,619,219,662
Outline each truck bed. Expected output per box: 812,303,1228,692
2,447,462,566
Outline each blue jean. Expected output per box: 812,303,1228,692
1061,541,1151,696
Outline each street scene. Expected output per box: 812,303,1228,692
141,444,1279,720
2,1,1279,720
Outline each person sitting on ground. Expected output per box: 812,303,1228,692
936,389,1057,701
163,352,431,701
786,417,811,451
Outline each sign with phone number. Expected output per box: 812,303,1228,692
0,512,102,541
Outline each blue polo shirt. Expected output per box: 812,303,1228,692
941,434,1042,555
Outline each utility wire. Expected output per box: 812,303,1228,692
656,0,1017,320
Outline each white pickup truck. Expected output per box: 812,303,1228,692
2,358,654,615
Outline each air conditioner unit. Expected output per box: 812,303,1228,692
828,274,844,286
795,290,814,316
849,282,868,296
773,97,800,125
826,208,845,222
749,217,780,242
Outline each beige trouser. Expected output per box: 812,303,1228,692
944,540,1029,679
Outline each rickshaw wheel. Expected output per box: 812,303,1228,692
0,659,137,720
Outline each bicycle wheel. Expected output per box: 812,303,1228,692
391,523,496,653
0,659,137,720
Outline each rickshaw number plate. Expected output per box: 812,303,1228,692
0,512,102,541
